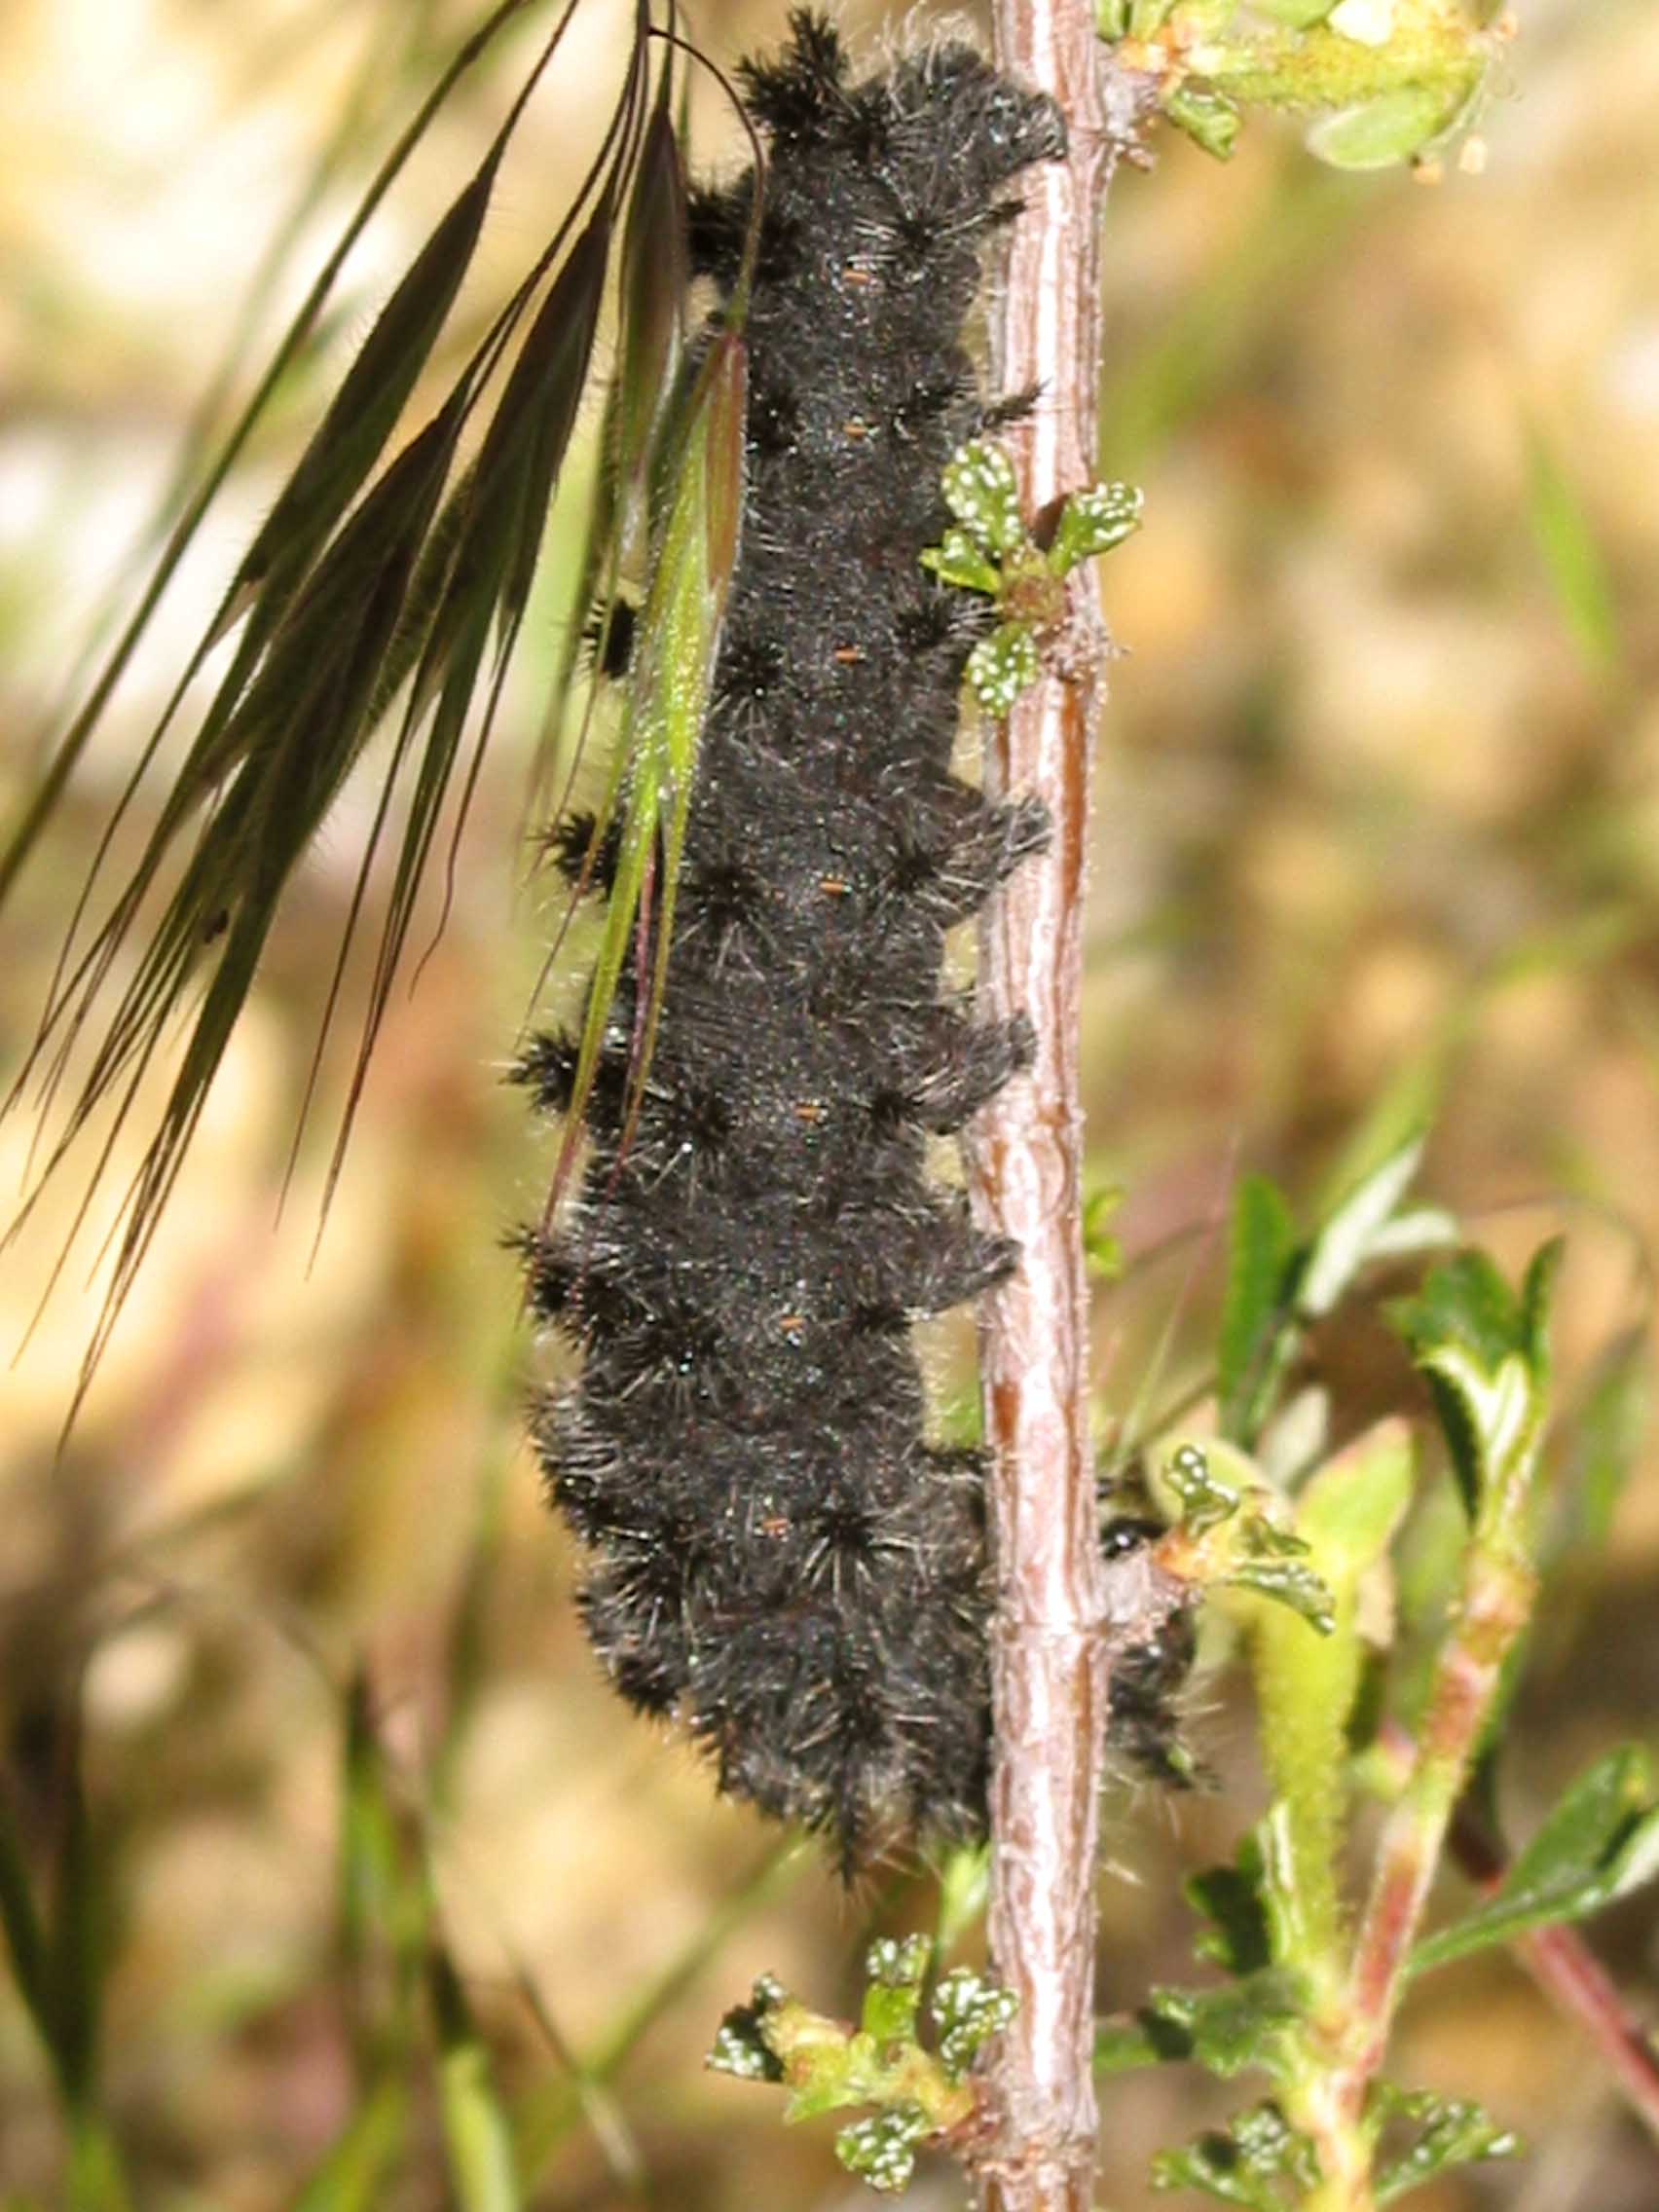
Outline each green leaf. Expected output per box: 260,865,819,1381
968,623,1041,717
1294,1418,1415,1584
1218,1174,1299,1444
834,2107,929,2195
1187,1841,1273,1977
1393,1241,1559,1518
1095,2012,1175,2074
1394,1249,1523,1374
1049,480,1144,572
1152,2102,1319,2209
1137,1972,1308,2081
1519,1236,1565,1381
1084,1179,1125,1281
1305,84,1468,170
1220,1522,1335,1635
919,525,1002,597
1164,82,1244,161
1372,2083,1520,2202
706,1976,788,2083
1410,1747,1659,1975
1415,1345,1532,1509
1300,1132,1424,1318
941,441,1022,554
861,1936,928,2044
1251,0,1338,23
931,1968,1017,2081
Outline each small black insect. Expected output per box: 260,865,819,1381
1101,1516,1202,1790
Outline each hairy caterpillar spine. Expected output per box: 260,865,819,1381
517,12,1066,1865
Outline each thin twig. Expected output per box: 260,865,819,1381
1447,1790,1659,2151
974,9,1153,2207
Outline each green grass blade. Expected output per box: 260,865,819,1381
46,1706,107,2118
339,1675,427,2026
1524,419,1624,685
293,2081,410,2212
0,0,551,914
533,55,686,817
548,330,746,1209
515,1841,805,2184
613,96,689,572
223,155,501,648
0,1788,55,2059
431,1946,524,2212
620,329,746,1151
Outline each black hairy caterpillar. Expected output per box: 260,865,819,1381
518,12,1192,1863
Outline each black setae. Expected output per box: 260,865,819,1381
518,12,1066,1865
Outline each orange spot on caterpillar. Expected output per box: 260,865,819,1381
831,644,866,664
818,874,850,898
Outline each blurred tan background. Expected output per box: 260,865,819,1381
1,0,1657,2205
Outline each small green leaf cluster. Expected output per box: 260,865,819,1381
1098,1,1510,171
708,1936,1015,2194
1100,1135,1659,2206
920,442,1142,718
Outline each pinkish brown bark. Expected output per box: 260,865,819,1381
972,10,1153,2209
